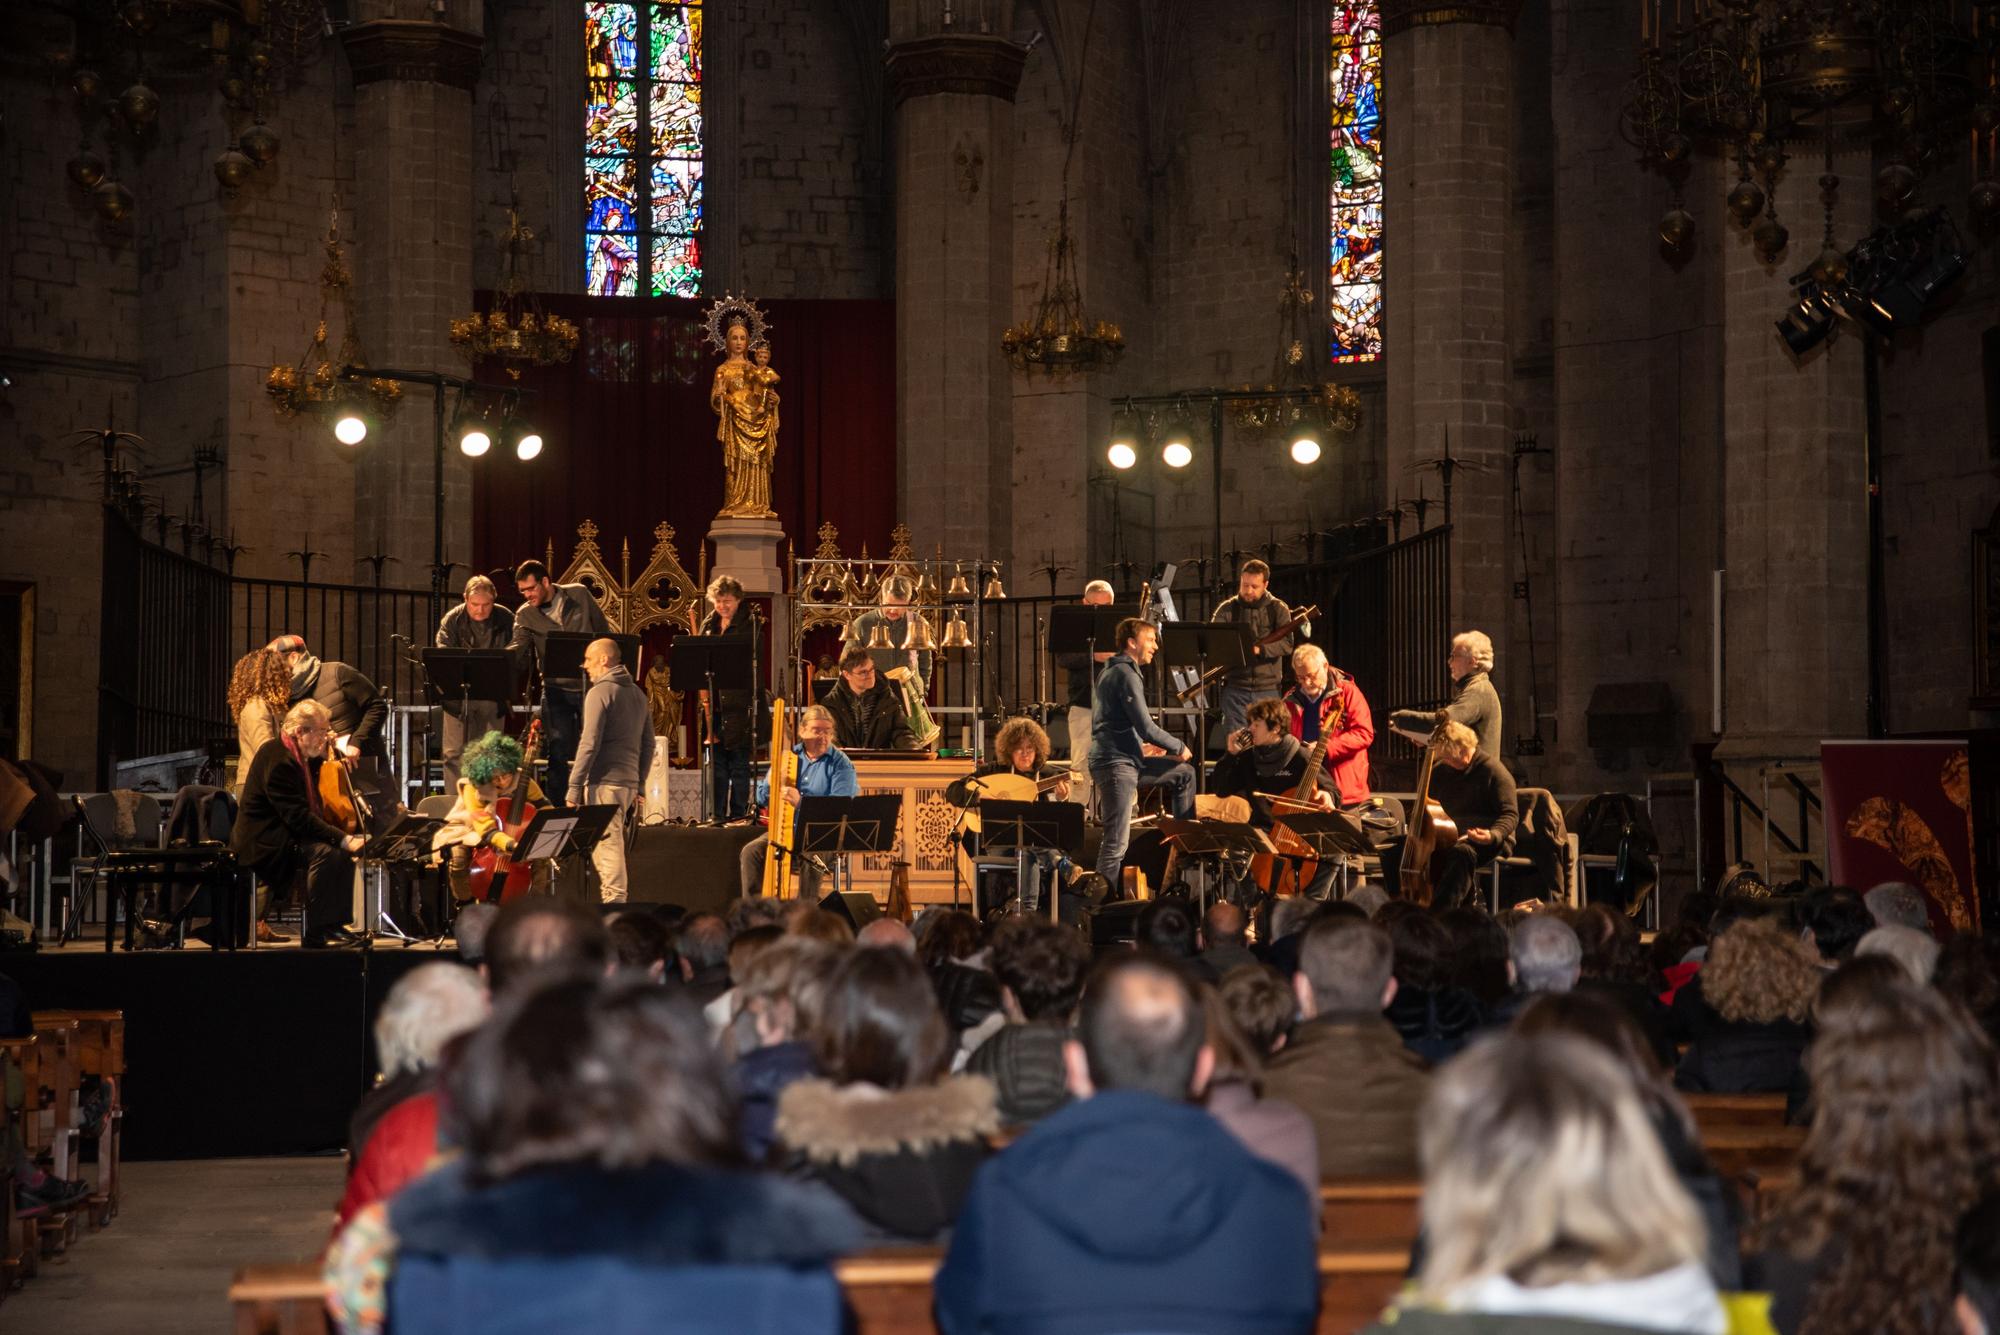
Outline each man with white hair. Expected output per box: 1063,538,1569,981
1282,642,1374,805
1488,911,1583,1026
231,699,368,949
1855,924,1941,985
349,962,488,1159
1390,628,1502,762
1864,880,1932,933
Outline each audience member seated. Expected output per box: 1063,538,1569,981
1673,917,1818,1096
1572,903,1677,1069
1383,908,1484,1064
966,917,1091,1126
1200,982,1319,1204
1746,964,2000,1335
856,918,916,952
1218,962,1298,1061
730,936,841,1163
727,894,789,937
1795,885,1873,968
788,904,856,947
1936,934,2000,1046
336,898,611,1230
348,963,488,1166
1257,894,1324,978
1136,899,1217,985
675,912,733,1008
1513,991,1742,1288
1264,918,1429,1177
1437,905,1512,1011
325,977,860,1335
1347,883,1391,919
935,954,1318,1335
1666,893,1771,1041
919,910,1004,1059
605,910,674,982
1201,901,1258,977
1363,1033,1727,1335
707,923,785,1036
1864,880,1932,934
1956,1190,2000,1335
1652,890,1720,1008
776,946,997,1243
1483,911,1582,1028
1855,923,1941,986
452,901,498,967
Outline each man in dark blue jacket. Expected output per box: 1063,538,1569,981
935,954,1317,1334
1086,617,1195,885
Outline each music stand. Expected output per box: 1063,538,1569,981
1050,602,1137,759
1262,806,1374,899
421,649,516,721
976,798,1084,923
357,813,444,946
1155,817,1277,912
1158,623,1248,778
797,794,903,898
670,636,754,824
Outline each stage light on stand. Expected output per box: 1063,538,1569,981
332,412,368,446
1775,281,1837,355
1290,435,1322,466
514,429,543,461
1161,440,1192,469
501,412,543,462
1160,398,1194,468
1107,405,1140,470
1287,406,1322,465
1107,441,1137,470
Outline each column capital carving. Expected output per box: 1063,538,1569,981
340,19,484,91
884,34,1027,106
1380,0,1523,37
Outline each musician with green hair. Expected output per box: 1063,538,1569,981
432,729,550,902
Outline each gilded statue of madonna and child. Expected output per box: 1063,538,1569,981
707,295,781,520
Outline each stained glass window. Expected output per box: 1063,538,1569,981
585,2,702,297
1330,0,1382,363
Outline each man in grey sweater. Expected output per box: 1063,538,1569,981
1209,559,1296,737
567,638,655,903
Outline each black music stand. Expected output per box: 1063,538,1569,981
1155,817,1278,911
976,798,1085,923
1158,622,1248,776
1049,603,1137,757
421,649,516,718
670,636,753,824
357,813,444,946
797,794,902,898
1262,806,1374,898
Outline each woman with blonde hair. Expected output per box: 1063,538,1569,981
228,647,293,790
1674,915,1822,1096
1367,1031,1726,1333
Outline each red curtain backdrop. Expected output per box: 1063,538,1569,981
1822,739,1979,934
469,295,898,581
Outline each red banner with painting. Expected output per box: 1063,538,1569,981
1821,739,1977,934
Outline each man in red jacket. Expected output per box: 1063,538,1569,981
1282,643,1374,806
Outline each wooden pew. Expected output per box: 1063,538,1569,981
232,1242,1415,1335
33,1009,125,1226
1701,1123,1808,1215
1683,1092,1788,1131
25,1015,83,1258
1319,1177,1422,1247
0,1035,34,1284
228,1263,329,1335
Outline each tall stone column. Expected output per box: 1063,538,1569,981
341,4,483,600
1381,0,1517,649
885,15,1025,570
1719,156,1872,757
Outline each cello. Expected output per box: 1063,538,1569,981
467,720,544,903
1246,734,1332,896
1399,721,1460,907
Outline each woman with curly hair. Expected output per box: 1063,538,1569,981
945,716,1072,914
1747,964,2000,1335
228,647,293,791
1674,916,1821,1096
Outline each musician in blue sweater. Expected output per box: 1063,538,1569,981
1087,618,1195,886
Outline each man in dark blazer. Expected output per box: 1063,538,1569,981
823,647,916,752
507,558,611,800
232,699,367,949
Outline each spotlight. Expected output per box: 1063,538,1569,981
1160,402,1194,468
502,415,545,462
1107,441,1137,470
1161,440,1193,469
1775,281,1837,356
1287,406,1322,465
332,412,368,446
455,405,492,457
1107,406,1139,470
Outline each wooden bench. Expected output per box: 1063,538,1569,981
0,1034,34,1287
32,1009,125,1226
1683,1092,1788,1131
1700,1123,1808,1214
1319,1177,1422,1247
231,1242,1414,1335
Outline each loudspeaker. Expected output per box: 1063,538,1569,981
1090,899,1150,948
819,889,882,932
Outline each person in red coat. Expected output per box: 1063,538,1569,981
1282,643,1374,806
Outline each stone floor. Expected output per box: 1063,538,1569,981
5,1156,345,1334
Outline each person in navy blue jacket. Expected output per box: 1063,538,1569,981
1086,617,1196,885
934,953,1318,1335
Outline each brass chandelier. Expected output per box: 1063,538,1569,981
266,209,402,430
1623,0,2000,263
1232,266,1364,441
450,201,580,379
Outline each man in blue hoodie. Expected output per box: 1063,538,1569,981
1088,617,1196,886
935,954,1319,1335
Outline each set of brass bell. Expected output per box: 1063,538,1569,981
943,562,1007,601
868,609,963,651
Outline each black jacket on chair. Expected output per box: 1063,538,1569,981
231,738,348,874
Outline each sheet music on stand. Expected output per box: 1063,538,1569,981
1260,806,1373,858
797,794,903,899
357,813,443,864
976,798,1085,923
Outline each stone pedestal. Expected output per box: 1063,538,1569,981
708,515,790,692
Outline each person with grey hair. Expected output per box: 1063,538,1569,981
433,573,516,788
348,962,488,1161
1347,883,1392,919
1265,918,1429,1176
844,574,934,686
452,901,499,966
1864,881,1931,933
1856,924,1942,985
1058,580,1117,777
1389,628,1502,762
1485,912,1583,1028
